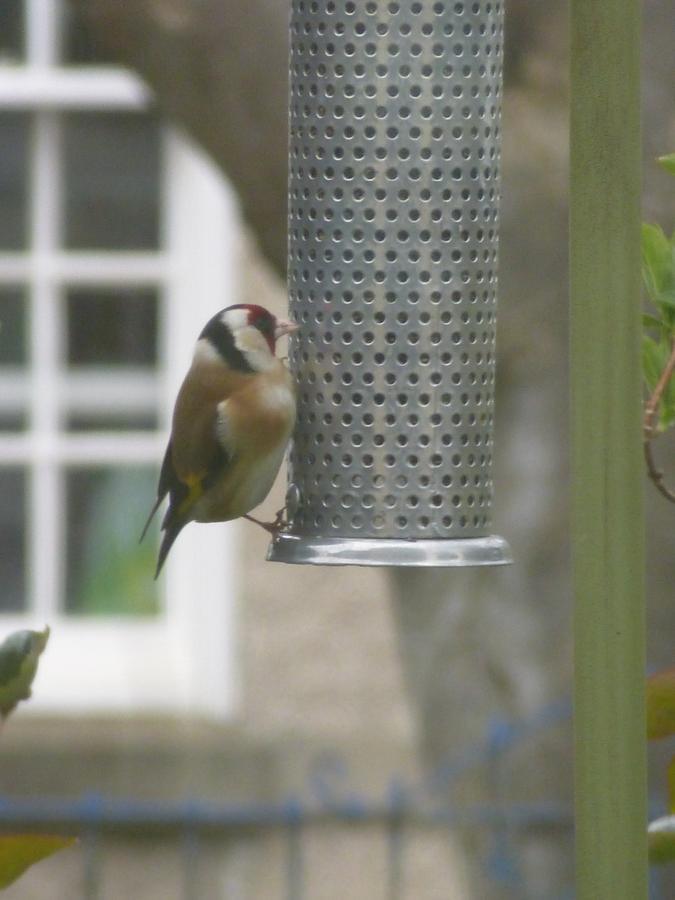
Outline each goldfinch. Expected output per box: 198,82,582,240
142,304,297,578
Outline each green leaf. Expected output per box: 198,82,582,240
668,757,675,814
661,406,675,432
663,363,675,430
0,834,75,889
643,312,667,333
641,223,675,308
642,334,666,394
649,816,675,864
0,628,49,720
647,669,675,740
659,154,675,177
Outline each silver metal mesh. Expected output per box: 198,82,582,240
269,0,510,566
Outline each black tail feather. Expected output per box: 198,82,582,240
141,440,175,544
139,496,164,544
154,521,185,580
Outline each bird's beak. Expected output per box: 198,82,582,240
275,318,299,339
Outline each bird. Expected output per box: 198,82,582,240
141,304,298,578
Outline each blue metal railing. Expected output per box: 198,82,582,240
0,700,668,899
0,793,575,900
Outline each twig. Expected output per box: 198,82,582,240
644,339,675,504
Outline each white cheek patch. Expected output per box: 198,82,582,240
222,308,248,333
235,328,259,353
193,338,223,365
235,328,276,373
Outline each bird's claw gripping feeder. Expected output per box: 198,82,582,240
268,0,511,567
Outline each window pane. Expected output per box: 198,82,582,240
61,4,115,65
0,286,28,366
66,287,158,367
0,411,27,432
0,0,24,63
64,466,160,616
63,112,161,250
0,114,30,250
0,468,27,612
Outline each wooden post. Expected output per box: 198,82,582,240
570,0,647,897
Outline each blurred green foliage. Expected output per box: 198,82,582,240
642,155,675,434
0,835,76,891
647,669,675,863
0,627,49,720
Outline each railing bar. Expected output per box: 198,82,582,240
82,827,102,900
386,816,404,900
181,825,201,900
285,800,304,900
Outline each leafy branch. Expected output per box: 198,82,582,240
0,628,76,890
642,153,675,504
0,627,49,725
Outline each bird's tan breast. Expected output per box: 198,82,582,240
196,366,296,521
228,365,296,455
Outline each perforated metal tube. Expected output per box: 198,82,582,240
268,0,511,566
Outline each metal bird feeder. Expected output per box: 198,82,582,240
268,0,511,566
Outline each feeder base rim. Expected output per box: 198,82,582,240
266,534,512,568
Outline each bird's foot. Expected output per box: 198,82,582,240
244,507,289,539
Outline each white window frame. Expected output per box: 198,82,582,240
0,0,240,718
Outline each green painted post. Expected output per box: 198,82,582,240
570,1,647,898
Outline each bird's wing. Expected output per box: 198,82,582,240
139,439,178,543
153,399,236,578
168,398,235,503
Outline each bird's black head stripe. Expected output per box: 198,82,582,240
200,315,254,374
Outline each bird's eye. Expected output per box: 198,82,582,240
254,315,274,336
